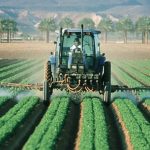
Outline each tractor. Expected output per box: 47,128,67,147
44,25,111,104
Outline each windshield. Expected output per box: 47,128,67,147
61,31,96,68
62,32,95,57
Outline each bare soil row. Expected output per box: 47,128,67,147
0,42,150,60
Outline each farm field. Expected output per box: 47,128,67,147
0,42,150,149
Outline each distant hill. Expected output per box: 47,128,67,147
0,0,149,34
1,0,150,11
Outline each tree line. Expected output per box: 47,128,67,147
0,16,149,44
39,16,150,44
0,19,18,43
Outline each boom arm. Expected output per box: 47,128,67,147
0,82,150,93
111,85,150,92
0,82,43,91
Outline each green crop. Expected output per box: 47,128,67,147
79,98,109,150
113,61,150,86
114,99,150,150
0,96,10,107
0,96,39,144
144,99,150,106
23,97,69,150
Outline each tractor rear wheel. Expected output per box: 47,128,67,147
103,61,111,104
43,61,52,105
103,61,111,83
103,82,111,104
43,80,50,105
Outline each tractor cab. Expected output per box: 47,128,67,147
55,29,101,74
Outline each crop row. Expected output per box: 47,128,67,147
79,98,109,150
114,99,150,150
11,63,43,94
23,97,69,150
0,60,35,80
0,59,31,73
0,96,10,107
1,60,43,83
144,99,150,106
0,59,20,68
0,97,31,128
142,99,150,112
120,60,150,77
113,61,150,86
1,63,44,97
112,64,141,87
0,59,43,96
0,96,39,144
20,64,44,84
127,60,150,69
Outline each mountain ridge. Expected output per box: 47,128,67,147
0,0,149,34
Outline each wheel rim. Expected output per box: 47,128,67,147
103,86,108,102
103,82,111,103
44,81,49,101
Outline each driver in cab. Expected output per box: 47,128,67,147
70,38,81,52
68,38,82,69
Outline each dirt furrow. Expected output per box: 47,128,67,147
104,104,123,150
111,103,133,150
55,102,80,150
0,99,16,117
138,103,150,123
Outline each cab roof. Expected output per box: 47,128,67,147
63,28,101,34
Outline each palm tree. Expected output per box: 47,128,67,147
0,19,3,43
7,20,18,42
1,19,18,43
78,18,95,29
59,17,74,28
38,18,57,43
116,17,134,44
1,19,9,42
136,16,150,44
97,18,113,43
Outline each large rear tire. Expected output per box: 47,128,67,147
43,61,52,106
45,61,52,83
103,61,111,104
43,80,50,106
103,82,111,104
103,61,111,83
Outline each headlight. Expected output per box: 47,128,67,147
72,65,77,69
79,65,84,69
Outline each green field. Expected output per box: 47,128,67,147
0,58,149,149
